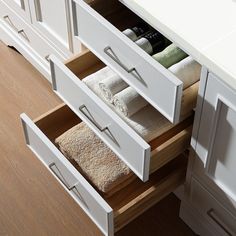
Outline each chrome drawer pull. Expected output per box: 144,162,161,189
49,163,89,209
104,46,144,83
207,209,233,236
79,104,108,132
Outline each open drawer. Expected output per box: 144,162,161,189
21,104,187,236
72,0,200,123
50,50,193,181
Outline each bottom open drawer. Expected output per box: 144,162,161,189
21,103,188,236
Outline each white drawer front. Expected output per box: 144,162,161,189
20,113,114,236
72,0,183,124
191,178,236,236
50,55,150,181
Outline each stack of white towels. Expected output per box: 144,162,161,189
83,44,201,142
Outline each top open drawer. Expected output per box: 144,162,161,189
72,0,198,124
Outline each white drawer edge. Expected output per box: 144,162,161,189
50,55,151,181
20,113,114,236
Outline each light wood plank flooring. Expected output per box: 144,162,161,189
0,42,195,236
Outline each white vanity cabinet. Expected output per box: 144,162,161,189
180,72,236,236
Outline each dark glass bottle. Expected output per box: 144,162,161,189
135,31,167,55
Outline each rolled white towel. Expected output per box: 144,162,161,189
83,70,173,143
113,87,148,117
168,56,201,89
99,74,128,103
83,66,115,89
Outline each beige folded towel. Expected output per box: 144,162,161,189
55,122,134,194
168,56,201,89
113,87,148,117
99,73,128,103
83,69,173,142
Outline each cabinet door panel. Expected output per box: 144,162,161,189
3,0,31,21
206,98,236,200
30,0,73,56
195,72,236,203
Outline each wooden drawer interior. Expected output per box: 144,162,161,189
85,0,145,32
34,103,188,232
64,50,193,173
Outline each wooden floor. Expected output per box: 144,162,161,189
0,42,196,236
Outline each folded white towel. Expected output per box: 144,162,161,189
168,56,201,89
99,73,128,103
83,69,173,142
113,87,148,117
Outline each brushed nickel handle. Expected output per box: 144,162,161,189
207,209,233,236
49,163,76,191
3,15,19,32
17,29,29,41
104,46,143,82
3,15,29,41
17,29,24,34
45,55,50,62
79,104,108,132
49,163,89,209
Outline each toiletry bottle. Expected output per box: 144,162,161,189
135,31,167,55
122,22,150,41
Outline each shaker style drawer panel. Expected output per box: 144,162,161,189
28,0,74,57
50,50,192,181
190,178,236,236
72,0,199,124
20,104,187,236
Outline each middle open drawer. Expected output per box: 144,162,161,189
50,50,192,181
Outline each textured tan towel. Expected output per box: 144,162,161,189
55,122,133,194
